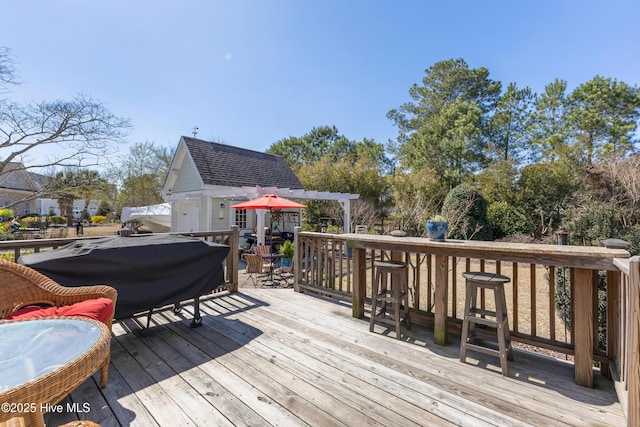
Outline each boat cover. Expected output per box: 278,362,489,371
19,234,229,319
121,203,171,232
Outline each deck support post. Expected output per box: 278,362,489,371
574,267,594,388
352,246,366,319
229,225,239,292
434,254,448,346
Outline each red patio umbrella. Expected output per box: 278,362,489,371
230,194,307,210
231,194,306,245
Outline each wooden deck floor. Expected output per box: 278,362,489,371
46,288,625,426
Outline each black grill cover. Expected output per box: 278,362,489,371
19,234,230,319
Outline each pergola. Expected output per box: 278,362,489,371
168,185,360,245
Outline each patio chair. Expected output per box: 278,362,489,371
0,261,117,387
275,261,294,287
242,253,266,287
252,244,275,271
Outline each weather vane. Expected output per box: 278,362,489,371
192,126,199,137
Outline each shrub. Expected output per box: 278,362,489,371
21,215,39,223
566,203,620,246
441,184,492,240
97,200,113,216
279,239,295,258
556,203,628,352
554,266,572,330
0,229,17,241
487,201,529,239
301,223,316,232
0,208,14,220
553,267,607,351
48,215,67,225
621,225,640,256
91,215,107,224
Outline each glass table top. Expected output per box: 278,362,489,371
0,318,101,392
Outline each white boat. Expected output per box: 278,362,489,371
121,203,171,232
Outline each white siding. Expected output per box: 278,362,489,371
172,162,201,192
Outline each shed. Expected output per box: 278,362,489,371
162,136,359,239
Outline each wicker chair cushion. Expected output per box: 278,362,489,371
4,297,114,324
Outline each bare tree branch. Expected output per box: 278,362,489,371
0,47,19,92
0,93,131,173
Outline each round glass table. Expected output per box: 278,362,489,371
0,317,110,427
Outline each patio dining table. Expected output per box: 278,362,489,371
260,253,283,286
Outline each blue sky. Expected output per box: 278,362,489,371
3,1,639,158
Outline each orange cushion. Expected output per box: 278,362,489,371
5,298,113,324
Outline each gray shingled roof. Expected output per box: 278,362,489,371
183,137,303,189
0,163,48,192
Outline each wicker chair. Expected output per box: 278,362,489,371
0,260,117,387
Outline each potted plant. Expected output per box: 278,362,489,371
426,215,448,241
279,239,295,267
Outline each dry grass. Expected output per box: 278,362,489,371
80,223,122,237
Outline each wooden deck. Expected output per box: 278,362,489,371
46,288,625,426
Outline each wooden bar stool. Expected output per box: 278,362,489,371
460,272,513,376
369,260,411,339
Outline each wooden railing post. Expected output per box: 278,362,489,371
573,267,595,388
628,256,640,426
228,225,239,292
434,254,449,346
352,245,366,319
607,269,620,376
294,227,302,292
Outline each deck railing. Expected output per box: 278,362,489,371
610,256,640,425
293,228,640,424
292,229,631,384
0,225,240,292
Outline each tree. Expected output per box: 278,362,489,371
0,47,18,93
267,125,351,170
488,82,534,162
387,58,501,188
406,100,485,188
582,154,640,227
319,199,381,234
44,169,108,223
529,79,574,163
389,166,446,236
107,141,174,212
515,161,580,238
269,127,391,228
476,159,519,205
0,47,130,174
568,76,640,163
295,148,390,225
71,169,111,218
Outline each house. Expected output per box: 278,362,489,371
36,198,102,219
0,162,106,220
162,136,359,240
0,163,48,215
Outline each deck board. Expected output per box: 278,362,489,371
44,288,625,427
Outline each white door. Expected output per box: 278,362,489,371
177,202,199,232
